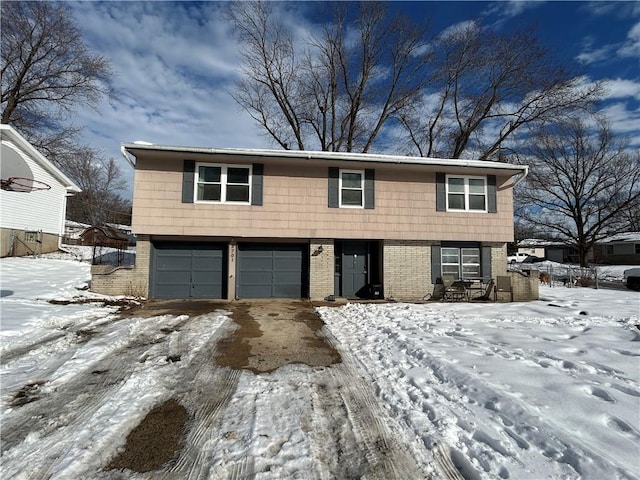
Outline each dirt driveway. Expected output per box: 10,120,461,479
2,299,449,479
107,299,433,478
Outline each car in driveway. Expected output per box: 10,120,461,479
507,252,529,264
623,268,640,291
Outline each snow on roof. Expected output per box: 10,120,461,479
65,220,90,228
517,238,568,247
599,232,640,244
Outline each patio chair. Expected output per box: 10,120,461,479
470,278,495,301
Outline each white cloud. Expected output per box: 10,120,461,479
618,21,640,58
598,102,640,147
67,1,279,196
483,0,546,28
582,1,640,19
601,78,640,101
485,0,546,19
437,20,480,42
576,44,616,65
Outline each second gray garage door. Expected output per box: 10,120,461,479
237,243,307,298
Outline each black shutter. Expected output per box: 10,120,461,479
487,175,497,213
436,172,446,211
431,245,441,283
251,163,263,206
364,169,375,209
182,160,195,203
482,246,492,278
328,167,339,208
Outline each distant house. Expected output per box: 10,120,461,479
516,238,574,263
81,225,129,249
593,232,640,265
64,220,90,244
1,125,81,257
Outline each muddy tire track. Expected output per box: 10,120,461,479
1,313,231,480
309,324,427,479
165,368,241,480
1,331,160,456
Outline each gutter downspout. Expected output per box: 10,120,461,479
120,146,136,168
512,165,529,188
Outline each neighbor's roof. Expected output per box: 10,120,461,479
599,232,640,244
122,142,528,175
0,124,81,193
518,238,569,247
81,225,129,242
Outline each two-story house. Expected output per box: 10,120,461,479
91,144,529,301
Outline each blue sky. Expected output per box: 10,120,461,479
68,1,640,196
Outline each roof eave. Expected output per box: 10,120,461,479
0,125,82,193
122,143,528,175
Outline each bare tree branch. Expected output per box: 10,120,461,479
401,22,603,160
515,116,640,266
227,1,429,152
1,1,111,133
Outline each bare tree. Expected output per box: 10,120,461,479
515,116,640,266
399,22,603,160
65,148,131,226
1,1,111,165
227,1,428,152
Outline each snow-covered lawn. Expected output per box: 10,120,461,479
318,291,640,479
1,255,639,479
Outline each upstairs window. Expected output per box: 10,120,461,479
446,175,487,212
195,164,251,203
339,169,364,208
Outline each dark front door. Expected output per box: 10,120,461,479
341,241,369,298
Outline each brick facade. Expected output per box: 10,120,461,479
309,240,334,301
383,240,432,301
90,235,150,297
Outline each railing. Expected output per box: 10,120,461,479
508,263,599,288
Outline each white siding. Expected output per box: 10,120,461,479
0,141,68,236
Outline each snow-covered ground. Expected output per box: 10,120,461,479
1,255,639,479
319,293,640,479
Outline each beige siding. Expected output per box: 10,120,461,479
132,155,515,243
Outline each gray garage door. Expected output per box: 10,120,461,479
151,242,226,299
237,244,307,298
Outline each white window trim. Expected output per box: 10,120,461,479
441,246,481,280
339,169,365,209
445,175,488,213
194,163,252,204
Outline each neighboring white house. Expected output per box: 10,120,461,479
1,125,81,257
516,238,575,263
